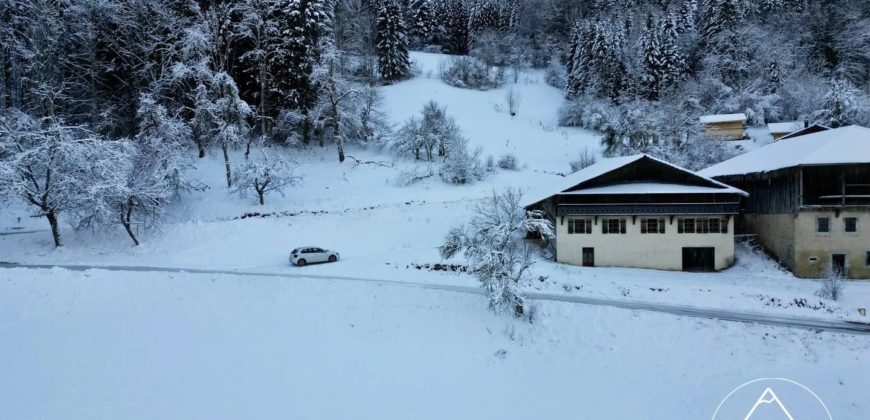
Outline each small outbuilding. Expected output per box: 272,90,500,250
767,121,804,140
525,154,747,272
700,113,747,140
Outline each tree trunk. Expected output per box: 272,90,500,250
259,62,268,135
45,210,61,248
333,101,344,162
222,141,232,188
337,134,345,162
121,199,140,246
302,114,310,145
258,191,265,205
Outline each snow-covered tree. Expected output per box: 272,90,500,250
565,20,628,101
310,42,364,162
470,1,500,33
235,0,284,135
444,0,470,54
0,111,121,247
439,189,554,316
409,0,438,46
438,136,485,185
811,78,869,128
376,0,411,82
272,0,334,115
641,14,687,100
232,149,300,205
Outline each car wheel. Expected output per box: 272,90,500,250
328,255,337,263
296,259,306,266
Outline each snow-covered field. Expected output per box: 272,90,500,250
2,51,869,419
2,268,869,419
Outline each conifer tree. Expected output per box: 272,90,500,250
445,0,470,54
377,0,411,81
409,0,437,45
641,14,687,99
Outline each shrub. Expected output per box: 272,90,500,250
817,263,845,301
497,154,518,170
439,56,504,90
440,137,485,185
557,96,620,130
569,148,597,172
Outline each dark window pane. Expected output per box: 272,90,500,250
817,218,830,233
845,218,857,232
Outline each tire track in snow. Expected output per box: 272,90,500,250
2,261,869,335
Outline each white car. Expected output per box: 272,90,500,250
290,247,339,266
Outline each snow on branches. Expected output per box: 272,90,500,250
439,189,554,317
232,149,300,205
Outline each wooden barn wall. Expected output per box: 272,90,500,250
717,169,798,214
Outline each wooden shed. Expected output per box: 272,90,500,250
767,121,803,140
699,113,747,140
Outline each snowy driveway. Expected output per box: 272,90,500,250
3,262,869,335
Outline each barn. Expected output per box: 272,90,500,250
701,125,870,279
525,154,747,272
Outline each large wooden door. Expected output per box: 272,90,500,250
682,247,715,272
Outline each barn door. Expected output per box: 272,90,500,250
582,248,594,267
682,247,715,272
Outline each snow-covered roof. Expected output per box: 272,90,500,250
560,183,739,195
700,125,870,177
767,121,803,134
699,113,747,124
524,154,746,208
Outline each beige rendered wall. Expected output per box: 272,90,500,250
556,216,735,271
793,210,870,279
743,213,796,270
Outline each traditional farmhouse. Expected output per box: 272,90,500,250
525,154,747,272
767,121,803,140
700,113,747,140
700,125,870,279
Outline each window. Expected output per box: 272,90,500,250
568,218,592,234
709,218,721,233
697,219,711,233
678,218,695,233
844,217,858,233
602,218,626,234
866,251,870,267
641,218,666,234
817,217,830,233
678,218,727,234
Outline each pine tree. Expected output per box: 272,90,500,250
677,0,698,32
764,61,781,94
377,0,411,81
272,0,334,113
700,0,750,41
641,14,687,99
470,1,500,33
409,0,437,45
445,0,470,54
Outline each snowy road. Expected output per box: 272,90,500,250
3,261,869,335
